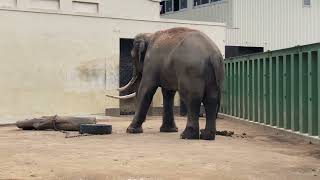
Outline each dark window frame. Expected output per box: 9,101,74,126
193,0,222,7
160,1,166,14
161,0,188,14
165,0,173,12
174,0,180,11
202,0,209,4
193,0,201,6
180,0,188,9
303,0,311,7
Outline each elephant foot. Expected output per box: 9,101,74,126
160,124,178,133
180,127,199,139
200,129,216,140
126,125,143,134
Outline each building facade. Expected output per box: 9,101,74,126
0,0,225,122
161,0,320,56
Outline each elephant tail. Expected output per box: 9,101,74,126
209,52,224,118
209,52,224,94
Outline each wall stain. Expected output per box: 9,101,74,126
64,56,120,92
77,59,106,82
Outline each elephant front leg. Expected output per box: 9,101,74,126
127,85,157,134
160,89,178,133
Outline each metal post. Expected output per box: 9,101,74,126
242,59,245,118
283,55,288,129
318,50,320,137
227,62,230,114
257,59,261,122
247,60,250,119
270,57,274,126
307,51,313,135
263,58,267,124
276,56,280,127
238,61,241,118
298,52,305,133
252,59,256,121
249,60,253,120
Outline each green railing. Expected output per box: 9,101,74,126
221,43,320,137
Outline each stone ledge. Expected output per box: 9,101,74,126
105,108,121,117
105,106,206,117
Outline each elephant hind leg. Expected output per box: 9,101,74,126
160,88,178,133
200,94,219,140
180,96,202,139
178,78,204,139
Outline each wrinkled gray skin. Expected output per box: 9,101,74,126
124,27,224,140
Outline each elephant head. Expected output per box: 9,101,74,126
106,33,152,99
130,33,151,75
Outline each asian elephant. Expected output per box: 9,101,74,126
107,27,224,140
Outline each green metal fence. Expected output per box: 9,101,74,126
221,43,320,137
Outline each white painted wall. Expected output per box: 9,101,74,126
161,0,320,51
229,0,320,50
0,0,225,121
0,0,162,20
161,0,233,25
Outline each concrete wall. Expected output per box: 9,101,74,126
0,0,225,122
229,0,320,51
161,0,320,51
161,0,233,25
0,0,162,20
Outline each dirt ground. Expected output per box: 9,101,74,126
0,116,319,180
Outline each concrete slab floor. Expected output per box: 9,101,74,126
0,116,319,180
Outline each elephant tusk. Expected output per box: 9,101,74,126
117,76,138,92
105,92,136,99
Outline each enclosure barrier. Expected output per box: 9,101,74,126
221,43,320,137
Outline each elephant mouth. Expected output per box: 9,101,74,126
105,75,139,100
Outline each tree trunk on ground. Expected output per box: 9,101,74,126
16,115,96,131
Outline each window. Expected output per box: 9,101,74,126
160,1,165,14
73,1,99,14
174,0,179,11
194,0,222,7
0,0,17,8
303,0,311,6
202,0,209,4
30,0,60,10
165,0,173,12
194,0,201,6
180,0,188,9
225,46,264,58
161,0,187,14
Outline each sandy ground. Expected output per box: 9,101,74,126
0,116,319,180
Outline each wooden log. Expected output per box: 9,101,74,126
16,115,96,131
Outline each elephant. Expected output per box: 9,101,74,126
107,27,224,140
